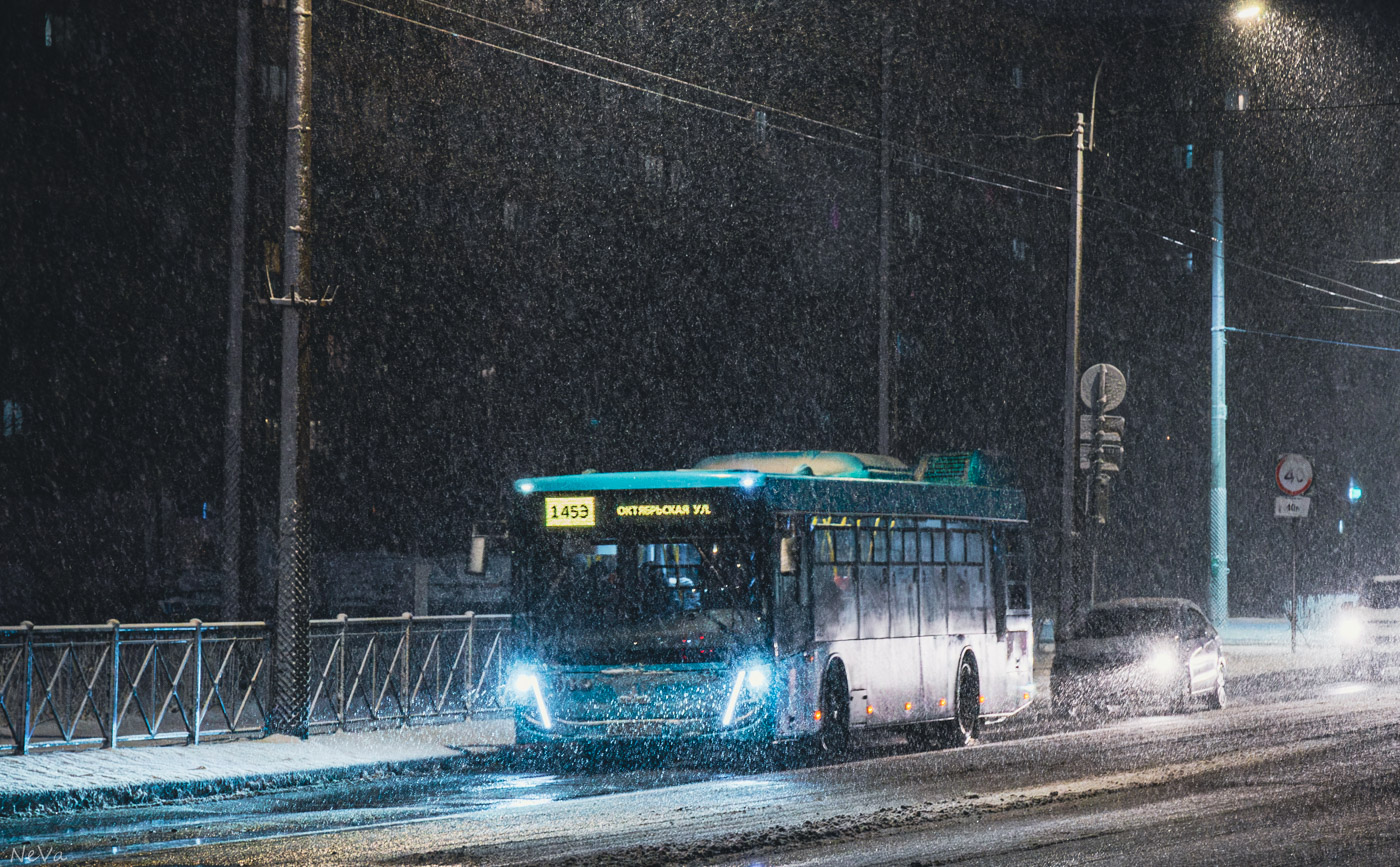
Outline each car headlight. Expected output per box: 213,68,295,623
1336,612,1366,647
1147,648,1179,676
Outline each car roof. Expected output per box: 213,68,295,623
1089,597,1206,617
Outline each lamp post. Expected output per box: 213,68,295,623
1069,3,1263,633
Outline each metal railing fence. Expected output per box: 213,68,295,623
0,613,510,755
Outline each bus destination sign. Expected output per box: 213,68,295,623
543,493,719,529
544,497,595,528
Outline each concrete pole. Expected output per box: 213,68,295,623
221,0,252,623
877,14,892,456
270,0,314,737
1058,114,1085,642
1209,150,1229,628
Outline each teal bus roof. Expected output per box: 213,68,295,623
515,469,763,493
514,451,1027,523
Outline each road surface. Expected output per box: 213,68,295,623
5,671,1398,865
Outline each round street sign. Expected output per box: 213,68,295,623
1275,454,1313,496
1079,363,1126,412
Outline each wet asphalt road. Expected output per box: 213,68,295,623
3,665,1395,866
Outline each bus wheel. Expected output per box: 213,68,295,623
937,655,981,748
815,665,850,757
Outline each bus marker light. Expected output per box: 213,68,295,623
813,710,823,721
1023,692,1031,701
866,704,874,715
979,695,986,704
938,698,947,708
904,702,913,712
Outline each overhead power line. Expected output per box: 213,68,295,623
1224,326,1400,355
336,0,1399,317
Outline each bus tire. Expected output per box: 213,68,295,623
936,653,981,748
814,663,850,757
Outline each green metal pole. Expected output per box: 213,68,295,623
1209,150,1229,628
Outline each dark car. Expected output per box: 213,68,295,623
1051,597,1226,717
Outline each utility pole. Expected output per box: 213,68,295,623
1209,149,1229,628
877,13,892,456
221,0,253,624
268,0,315,737
1058,113,1086,642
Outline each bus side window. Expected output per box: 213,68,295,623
814,527,858,642
965,531,984,565
890,530,919,637
919,526,945,635
777,534,801,607
1005,529,1031,612
859,526,891,639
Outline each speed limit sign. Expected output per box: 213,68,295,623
1275,454,1313,496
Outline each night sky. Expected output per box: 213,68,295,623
2,0,1398,624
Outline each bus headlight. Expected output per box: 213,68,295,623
722,664,771,727
746,665,771,691
509,667,552,729
510,668,539,696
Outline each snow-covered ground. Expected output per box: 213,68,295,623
0,716,512,815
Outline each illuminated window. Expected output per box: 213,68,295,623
2,401,24,437
1012,238,1033,268
44,13,70,48
668,159,689,192
260,63,286,103
1226,88,1250,111
643,153,664,186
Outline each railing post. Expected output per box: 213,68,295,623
191,619,203,745
20,622,33,756
401,612,412,727
107,620,121,749
465,612,475,710
337,613,347,729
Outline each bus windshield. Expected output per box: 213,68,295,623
520,534,768,662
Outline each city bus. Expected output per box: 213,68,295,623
506,450,1034,753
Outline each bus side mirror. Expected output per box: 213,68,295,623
780,535,799,575
469,534,488,575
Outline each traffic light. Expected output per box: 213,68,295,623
1093,415,1125,476
1089,414,1125,523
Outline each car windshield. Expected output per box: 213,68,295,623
1079,607,1181,639
1362,581,1400,609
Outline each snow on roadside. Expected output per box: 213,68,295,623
0,716,512,814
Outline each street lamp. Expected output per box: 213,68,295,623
1234,4,1264,22
1087,3,1265,152
1063,1,1267,635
